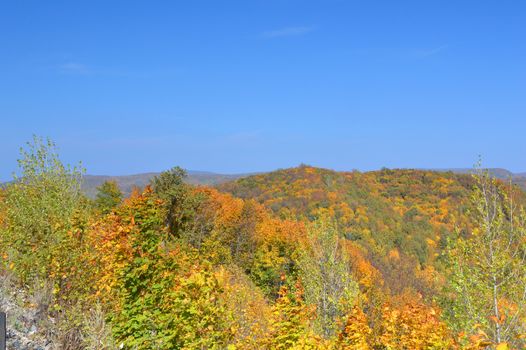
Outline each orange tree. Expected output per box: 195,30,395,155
376,299,454,349
87,187,234,349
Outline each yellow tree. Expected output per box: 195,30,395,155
377,300,453,349
263,281,326,349
335,306,371,350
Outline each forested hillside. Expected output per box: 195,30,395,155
78,168,526,199
219,166,478,298
2,138,526,349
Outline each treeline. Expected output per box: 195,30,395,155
1,137,526,349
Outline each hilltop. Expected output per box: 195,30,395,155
218,165,526,296
77,167,526,199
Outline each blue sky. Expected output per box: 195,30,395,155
1,1,525,180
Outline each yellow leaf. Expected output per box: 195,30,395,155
496,343,509,350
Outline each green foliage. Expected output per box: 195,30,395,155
250,244,292,298
150,167,206,241
297,218,359,338
0,136,95,349
0,136,88,286
109,189,234,349
95,180,123,214
443,169,526,347
114,259,233,349
151,166,187,199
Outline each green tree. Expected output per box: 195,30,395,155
443,168,526,348
150,166,187,200
297,218,359,339
94,180,123,214
151,167,193,234
0,136,88,284
110,189,233,349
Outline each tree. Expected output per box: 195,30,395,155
0,136,88,284
297,218,359,338
94,180,123,214
443,168,526,348
335,306,371,350
107,188,234,349
0,137,95,349
150,166,187,199
377,301,453,349
150,167,204,239
264,282,324,349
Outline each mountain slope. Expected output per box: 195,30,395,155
217,166,526,296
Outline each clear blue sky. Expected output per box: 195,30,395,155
1,1,525,181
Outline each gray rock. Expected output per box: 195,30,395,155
1,284,52,350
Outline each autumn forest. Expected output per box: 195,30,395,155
1,137,526,349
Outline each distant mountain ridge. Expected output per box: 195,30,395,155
82,167,526,198
82,170,250,198
3,167,526,197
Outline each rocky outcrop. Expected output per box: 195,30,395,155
0,280,51,350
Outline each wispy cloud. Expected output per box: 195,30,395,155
58,62,90,74
262,26,314,39
413,45,448,59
